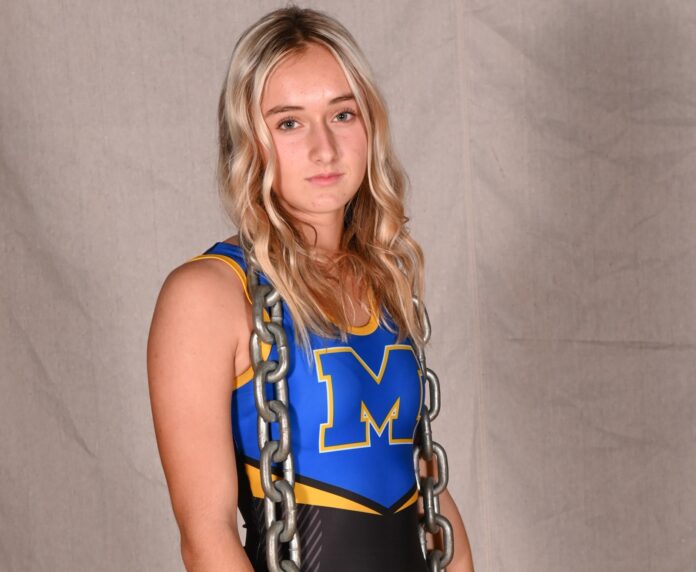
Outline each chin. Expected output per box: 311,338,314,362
308,193,354,209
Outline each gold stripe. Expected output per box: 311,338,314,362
394,488,419,513
244,463,381,515
346,287,379,335
346,312,379,335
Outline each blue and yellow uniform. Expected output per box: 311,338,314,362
189,241,428,572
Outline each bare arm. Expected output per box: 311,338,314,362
439,487,475,572
419,457,475,572
147,259,254,571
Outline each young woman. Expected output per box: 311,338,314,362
147,6,474,572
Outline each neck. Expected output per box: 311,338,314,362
296,215,345,255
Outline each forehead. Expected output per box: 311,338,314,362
261,43,352,108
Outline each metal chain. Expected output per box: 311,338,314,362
243,242,301,572
412,296,454,571
242,238,452,571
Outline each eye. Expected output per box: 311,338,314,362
277,117,299,131
335,108,357,122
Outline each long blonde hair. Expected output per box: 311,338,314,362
217,5,427,351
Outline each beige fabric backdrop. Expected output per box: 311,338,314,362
2,1,694,570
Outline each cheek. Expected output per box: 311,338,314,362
353,137,369,172
358,127,368,161
272,140,304,189
275,135,305,158
344,129,368,164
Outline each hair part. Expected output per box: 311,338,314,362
217,5,427,357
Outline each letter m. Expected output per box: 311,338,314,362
314,344,423,452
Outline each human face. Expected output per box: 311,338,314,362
260,43,368,233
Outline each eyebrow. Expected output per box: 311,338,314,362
263,94,355,117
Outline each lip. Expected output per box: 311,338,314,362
306,172,344,186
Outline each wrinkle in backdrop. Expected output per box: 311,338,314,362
1,1,694,571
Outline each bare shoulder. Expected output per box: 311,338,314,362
148,250,253,389
165,246,244,309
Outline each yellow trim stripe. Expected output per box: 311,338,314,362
245,460,417,514
394,488,419,513
244,463,381,515
346,312,379,335
346,286,379,335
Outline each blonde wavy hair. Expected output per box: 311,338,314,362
217,5,427,352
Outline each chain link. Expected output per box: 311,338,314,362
241,237,452,571
412,296,454,571
243,241,301,572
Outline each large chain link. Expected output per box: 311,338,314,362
242,238,452,572
412,296,454,571
243,242,301,572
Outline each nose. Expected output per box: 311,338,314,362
309,121,339,164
